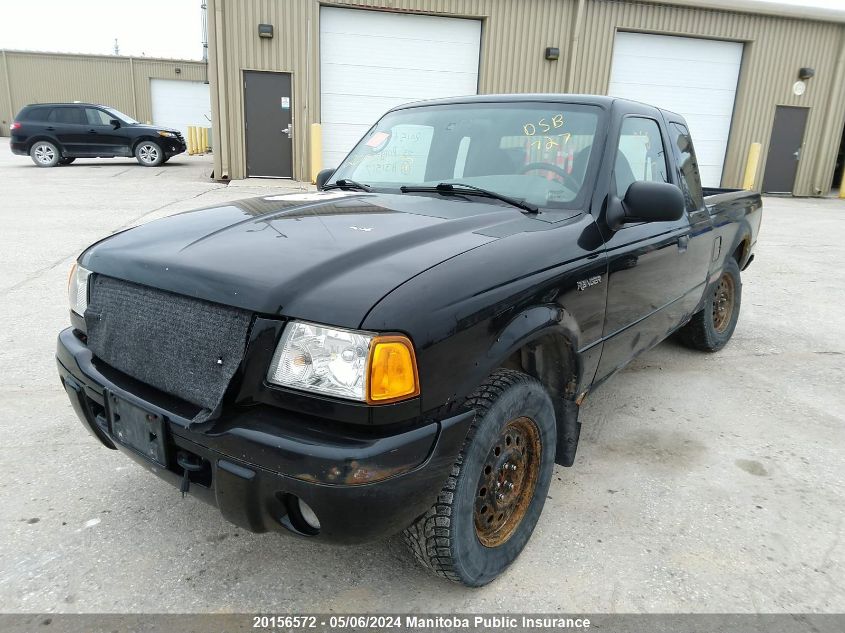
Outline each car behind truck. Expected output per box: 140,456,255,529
57,95,761,586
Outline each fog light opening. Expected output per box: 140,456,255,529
279,493,321,536
297,498,321,532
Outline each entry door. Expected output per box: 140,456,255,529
244,71,293,178
762,106,809,193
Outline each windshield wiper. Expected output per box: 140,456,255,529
399,182,538,213
323,179,371,192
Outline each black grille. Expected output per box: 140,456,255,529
84,275,252,425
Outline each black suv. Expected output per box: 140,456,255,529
10,103,186,167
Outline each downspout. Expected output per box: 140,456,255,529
566,0,585,92
128,56,138,120
210,0,230,179
812,27,845,195
2,50,14,135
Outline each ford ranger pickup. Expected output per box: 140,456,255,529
57,95,762,586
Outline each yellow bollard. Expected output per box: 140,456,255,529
192,126,201,155
839,160,845,199
200,127,209,153
310,123,322,184
186,126,194,155
742,142,762,190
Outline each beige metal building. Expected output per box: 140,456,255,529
0,50,209,139
206,0,845,196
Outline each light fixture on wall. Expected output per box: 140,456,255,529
545,47,560,61
258,24,274,39
798,67,815,80
175,67,182,74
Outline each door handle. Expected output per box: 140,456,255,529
282,124,292,139
88,129,98,134
677,235,690,252
45,126,55,131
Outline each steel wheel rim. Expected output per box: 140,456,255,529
474,416,541,548
712,272,735,333
139,144,158,163
34,144,55,164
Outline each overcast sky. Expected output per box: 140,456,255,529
0,0,842,61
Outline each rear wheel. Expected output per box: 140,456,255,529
58,157,76,165
403,369,556,586
678,258,742,352
30,142,60,167
135,141,164,166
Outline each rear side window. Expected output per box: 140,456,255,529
614,117,668,198
669,122,704,210
21,106,49,121
47,107,86,125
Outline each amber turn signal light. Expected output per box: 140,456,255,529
366,335,420,404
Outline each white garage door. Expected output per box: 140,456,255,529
150,79,211,139
320,7,481,168
608,32,743,187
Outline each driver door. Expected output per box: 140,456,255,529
595,114,692,381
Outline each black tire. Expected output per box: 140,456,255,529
58,157,76,165
135,141,164,166
29,141,61,167
678,257,742,352
403,369,556,586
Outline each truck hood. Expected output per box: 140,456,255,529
80,190,524,327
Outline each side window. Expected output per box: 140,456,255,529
86,108,112,126
23,107,48,122
50,107,86,125
615,117,668,198
669,122,704,210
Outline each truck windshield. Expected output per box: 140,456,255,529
328,102,601,209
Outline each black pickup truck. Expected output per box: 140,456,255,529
57,95,761,586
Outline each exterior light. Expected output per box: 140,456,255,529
545,47,560,61
258,24,274,39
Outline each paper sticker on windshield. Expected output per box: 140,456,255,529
366,131,391,149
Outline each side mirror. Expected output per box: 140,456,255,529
608,181,685,228
315,168,335,191
109,119,121,129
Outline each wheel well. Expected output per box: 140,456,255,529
26,136,63,153
501,333,578,401
131,137,161,152
733,238,749,265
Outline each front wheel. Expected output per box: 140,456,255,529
678,258,742,352
30,142,61,167
135,141,164,166
403,369,556,586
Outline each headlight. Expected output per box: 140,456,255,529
157,130,176,138
267,321,419,404
68,263,91,316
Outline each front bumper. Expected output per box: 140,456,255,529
56,327,472,543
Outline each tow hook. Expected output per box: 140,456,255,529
177,451,204,498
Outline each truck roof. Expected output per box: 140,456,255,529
391,93,684,120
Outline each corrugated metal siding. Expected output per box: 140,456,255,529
208,0,845,194
569,0,845,194
207,0,578,181
0,51,206,135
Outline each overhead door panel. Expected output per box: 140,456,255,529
608,32,743,188
150,79,211,140
320,7,481,168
